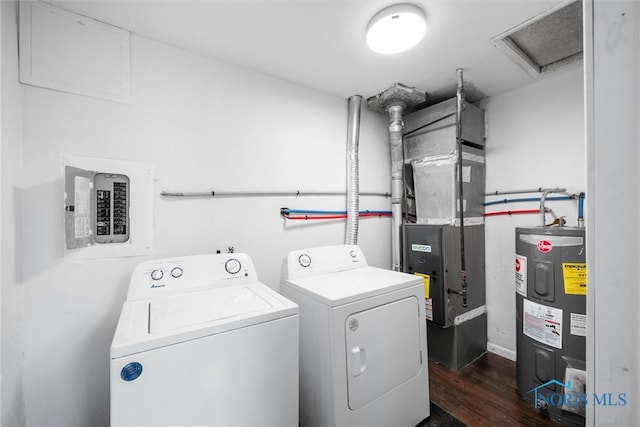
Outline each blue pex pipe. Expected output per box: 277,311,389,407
284,209,392,215
578,193,585,219
483,196,573,207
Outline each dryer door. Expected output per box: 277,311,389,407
345,295,423,410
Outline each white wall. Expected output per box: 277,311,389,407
1,0,26,425
480,64,585,360
586,1,640,425
9,16,391,427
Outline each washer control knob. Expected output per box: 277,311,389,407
170,267,183,278
298,254,312,268
225,258,242,274
150,269,164,281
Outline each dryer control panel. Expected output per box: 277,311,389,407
281,244,368,280
126,253,258,301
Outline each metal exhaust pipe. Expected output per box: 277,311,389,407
367,83,426,271
388,103,405,271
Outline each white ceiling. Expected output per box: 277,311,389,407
49,0,569,105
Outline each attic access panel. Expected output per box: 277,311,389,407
493,1,583,77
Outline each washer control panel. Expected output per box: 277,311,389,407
298,254,312,268
224,258,242,274
127,253,257,301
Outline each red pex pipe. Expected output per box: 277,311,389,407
484,209,541,217
283,212,392,220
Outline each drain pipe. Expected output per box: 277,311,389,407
388,103,405,271
445,69,470,306
452,68,469,307
345,95,362,245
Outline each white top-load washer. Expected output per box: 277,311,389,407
110,253,299,427
280,245,429,427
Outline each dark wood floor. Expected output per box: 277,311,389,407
429,352,559,427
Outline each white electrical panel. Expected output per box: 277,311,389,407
64,155,153,259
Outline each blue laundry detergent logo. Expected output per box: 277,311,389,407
528,379,627,409
121,362,143,382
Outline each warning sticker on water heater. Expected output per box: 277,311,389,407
515,255,527,297
523,299,563,349
570,312,587,337
563,263,587,295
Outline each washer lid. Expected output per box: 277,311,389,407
281,266,422,307
149,285,271,333
110,283,298,358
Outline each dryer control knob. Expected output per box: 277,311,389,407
171,267,183,278
298,254,312,268
225,258,242,274
150,269,164,281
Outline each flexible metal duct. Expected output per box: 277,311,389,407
345,95,362,245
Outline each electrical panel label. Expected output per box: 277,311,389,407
74,176,92,239
414,272,430,298
523,299,563,349
515,254,527,297
96,189,111,236
113,181,128,235
563,263,587,295
570,312,587,337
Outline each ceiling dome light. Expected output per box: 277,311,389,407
366,3,426,54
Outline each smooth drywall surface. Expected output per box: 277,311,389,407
1,0,26,425
587,1,640,424
18,32,390,427
480,64,585,361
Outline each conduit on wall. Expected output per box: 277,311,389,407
161,190,390,198
484,187,569,196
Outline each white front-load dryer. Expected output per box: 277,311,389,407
110,253,299,427
280,245,429,427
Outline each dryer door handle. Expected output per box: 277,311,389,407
350,346,367,377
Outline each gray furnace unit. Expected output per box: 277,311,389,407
402,97,487,371
516,227,586,426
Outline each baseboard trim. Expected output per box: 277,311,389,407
487,342,516,361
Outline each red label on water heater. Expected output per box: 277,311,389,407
537,240,552,252
515,258,521,272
